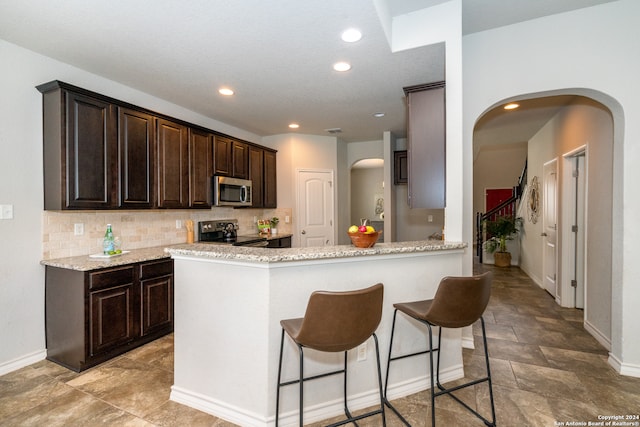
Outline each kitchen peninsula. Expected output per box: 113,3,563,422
167,240,467,427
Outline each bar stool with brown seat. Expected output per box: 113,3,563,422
383,272,496,426
276,283,386,427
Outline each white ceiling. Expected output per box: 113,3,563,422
0,0,617,143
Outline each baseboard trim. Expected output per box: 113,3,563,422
171,365,465,427
608,353,640,378
583,319,611,351
461,335,475,349
171,386,268,427
0,349,47,376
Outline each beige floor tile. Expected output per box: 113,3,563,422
3,265,640,427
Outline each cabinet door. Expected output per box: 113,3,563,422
157,118,189,208
214,136,232,176
264,150,277,208
407,85,445,208
65,92,116,208
89,283,136,357
118,108,155,208
140,275,173,337
232,140,249,179
394,150,408,185
249,146,264,207
267,236,291,248
189,128,214,208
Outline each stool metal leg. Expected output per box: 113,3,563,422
430,318,496,427
278,333,387,427
299,345,304,426
427,324,436,426
276,328,285,427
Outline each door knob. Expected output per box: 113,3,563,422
541,232,547,236
301,230,306,234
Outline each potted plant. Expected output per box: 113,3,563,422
483,215,522,267
270,217,279,235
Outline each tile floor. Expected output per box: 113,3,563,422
2,265,639,426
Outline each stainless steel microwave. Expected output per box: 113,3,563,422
213,176,252,207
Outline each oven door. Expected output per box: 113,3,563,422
213,176,252,206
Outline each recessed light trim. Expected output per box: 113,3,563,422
333,62,351,72
341,28,362,43
288,123,300,129
218,88,234,96
504,103,519,110
373,112,385,118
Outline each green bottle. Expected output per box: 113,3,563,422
103,224,115,254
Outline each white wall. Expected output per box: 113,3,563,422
520,98,613,346
0,39,262,373
473,142,528,221
391,0,465,255
261,133,339,247
350,167,384,226
463,0,640,375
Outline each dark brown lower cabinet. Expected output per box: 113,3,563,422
267,236,292,248
45,259,173,372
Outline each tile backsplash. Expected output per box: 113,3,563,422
42,208,292,259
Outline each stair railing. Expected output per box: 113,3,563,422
476,159,527,263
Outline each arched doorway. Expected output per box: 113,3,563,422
473,92,617,351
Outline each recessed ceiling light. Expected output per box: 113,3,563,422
341,28,362,43
333,62,351,72
218,88,234,96
288,123,300,129
504,103,519,110
373,112,385,118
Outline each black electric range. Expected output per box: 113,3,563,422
198,219,268,247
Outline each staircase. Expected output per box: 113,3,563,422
476,159,527,263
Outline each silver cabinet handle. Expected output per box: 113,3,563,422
541,232,547,236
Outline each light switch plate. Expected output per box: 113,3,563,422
0,204,13,219
74,223,84,236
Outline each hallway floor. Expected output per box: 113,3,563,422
1,265,639,426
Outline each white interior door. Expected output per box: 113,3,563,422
543,159,558,297
574,154,586,309
297,169,334,247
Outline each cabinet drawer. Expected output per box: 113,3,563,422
139,259,173,280
89,266,135,290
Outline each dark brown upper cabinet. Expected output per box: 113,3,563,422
404,82,446,209
214,136,249,180
38,80,275,210
263,149,277,208
156,118,189,209
394,150,408,185
232,140,248,179
118,108,155,208
249,146,277,208
188,128,214,208
249,146,264,207
40,85,117,210
213,135,233,176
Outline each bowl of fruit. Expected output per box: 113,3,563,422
348,225,382,248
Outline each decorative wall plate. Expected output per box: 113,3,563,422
528,176,540,224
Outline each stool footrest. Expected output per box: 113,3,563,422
434,376,490,397
278,368,346,388
325,408,385,427
389,347,439,363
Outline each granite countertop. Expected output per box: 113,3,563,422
167,240,467,264
41,246,171,271
41,238,466,271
